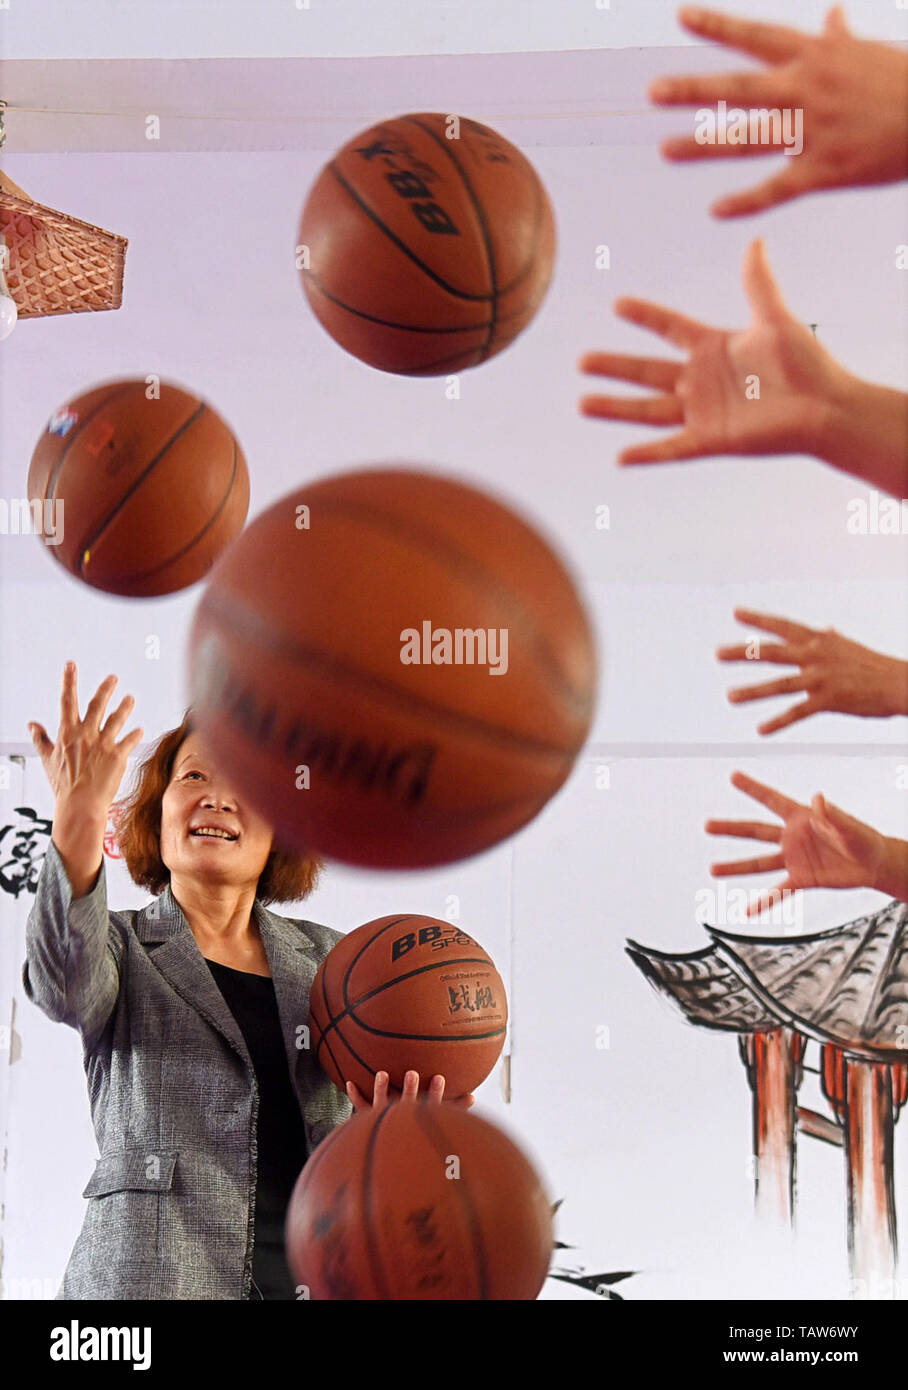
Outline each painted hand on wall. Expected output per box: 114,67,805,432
650,5,908,216
705,771,906,912
717,609,908,735
578,239,908,498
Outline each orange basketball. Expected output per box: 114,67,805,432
309,914,507,1099
186,465,596,868
298,112,556,374
285,1101,553,1299
27,379,249,596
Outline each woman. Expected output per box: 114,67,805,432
23,663,469,1301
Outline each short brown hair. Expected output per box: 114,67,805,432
115,711,323,906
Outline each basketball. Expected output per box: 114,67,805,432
309,914,507,1098
285,1101,553,1299
297,112,556,374
186,465,596,868
27,379,249,597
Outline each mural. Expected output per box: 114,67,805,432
629,899,908,1296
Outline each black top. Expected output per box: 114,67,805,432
205,959,309,1300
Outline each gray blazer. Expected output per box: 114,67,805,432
22,838,352,1300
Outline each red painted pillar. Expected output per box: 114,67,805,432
822,1047,904,1298
739,1028,804,1224
843,1060,897,1299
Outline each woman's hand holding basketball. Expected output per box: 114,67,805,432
579,239,846,466
29,662,143,898
705,771,891,912
346,1070,476,1112
717,609,908,734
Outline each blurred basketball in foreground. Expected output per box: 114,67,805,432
186,465,596,868
309,914,507,1098
285,1102,553,1299
27,379,249,597
297,112,555,374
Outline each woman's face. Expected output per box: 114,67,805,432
159,732,274,892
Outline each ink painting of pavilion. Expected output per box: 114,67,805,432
628,898,908,1299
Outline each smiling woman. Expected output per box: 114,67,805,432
22,665,353,1300
116,714,321,907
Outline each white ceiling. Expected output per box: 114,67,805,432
1,0,905,61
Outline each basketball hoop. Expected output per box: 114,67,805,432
0,99,127,333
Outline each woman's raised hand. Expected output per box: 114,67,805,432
29,662,143,814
